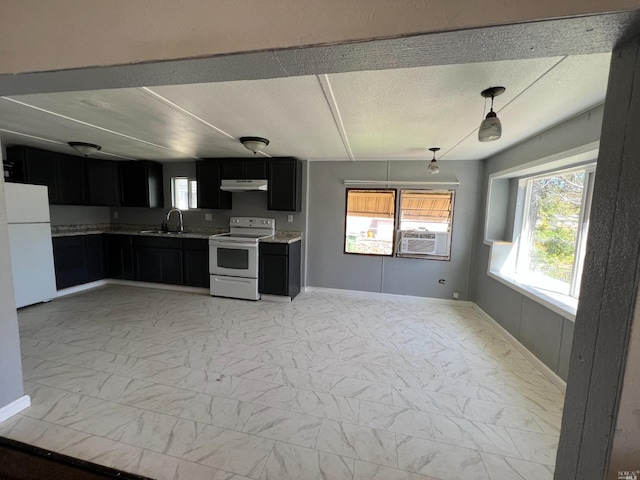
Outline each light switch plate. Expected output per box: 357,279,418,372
205,213,212,221
113,211,118,219
287,214,293,222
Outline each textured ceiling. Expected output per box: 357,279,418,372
0,52,611,162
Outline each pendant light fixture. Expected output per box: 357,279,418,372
240,136,270,154
427,147,440,174
68,141,101,156
478,86,506,142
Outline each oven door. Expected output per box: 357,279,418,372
209,241,258,278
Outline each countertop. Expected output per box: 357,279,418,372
51,224,302,243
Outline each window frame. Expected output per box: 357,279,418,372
514,163,596,299
343,188,397,257
171,176,197,210
343,187,456,260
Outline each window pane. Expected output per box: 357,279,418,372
399,190,453,232
521,171,586,292
345,189,395,255
172,177,189,210
189,180,198,209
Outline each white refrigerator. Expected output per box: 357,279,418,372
4,183,56,308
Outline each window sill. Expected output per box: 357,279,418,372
488,270,577,322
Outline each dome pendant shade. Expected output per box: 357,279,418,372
478,86,505,142
240,136,270,154
478,111,502,142
427,147,441,174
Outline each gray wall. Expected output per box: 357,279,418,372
471,105,604,380
0,145,26,410
306,159,480,300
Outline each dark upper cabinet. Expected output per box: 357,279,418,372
87,159,120,206
220,158,268,180
57,154,88,205
196,160,232,209
6,146,88,205
7,146,59,203
120,160,163,208
258,241,301,299
268,157,302,211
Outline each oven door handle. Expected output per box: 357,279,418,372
209,242,258,248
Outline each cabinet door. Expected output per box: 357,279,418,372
105,235,134,279
24,149,59,203
135,247,162,282
85,235,106,282
160,248,184,285
268,158,301,211
196,160,232,209
87,159,120,206
53,236,88,289
220,159,244,179
183,239,209,287
184,248,209,287
120,161,149,207
259,254,289,296
244,159,268,179
57,154,88,205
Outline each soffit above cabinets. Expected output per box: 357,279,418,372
0,52,611,163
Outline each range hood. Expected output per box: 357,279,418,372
220,179,268,192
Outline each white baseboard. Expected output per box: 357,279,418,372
473,304,567,393
56,280,109,297
0,395,30,423
106,280,209,295
304,286,473,307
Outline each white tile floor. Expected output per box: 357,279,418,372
0,285,564,480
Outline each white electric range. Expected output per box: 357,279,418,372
208,217,275,300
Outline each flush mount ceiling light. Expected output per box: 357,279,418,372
68,142,101,156
478,86,506,142
427,147,441,174
239,136,270,154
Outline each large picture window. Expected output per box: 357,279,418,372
516,165,595,298
344,189,396,256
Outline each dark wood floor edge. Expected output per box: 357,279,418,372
0,436,153,480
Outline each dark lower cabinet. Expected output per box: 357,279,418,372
133,236,183,285
86,235,106,282
259,241,301,299
53,233,209,289
53,236,89,289
53,234,106,289
105,234,134,280
183,239,209,287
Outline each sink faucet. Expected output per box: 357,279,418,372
166,208,184,232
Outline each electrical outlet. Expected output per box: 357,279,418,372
205,213,212,221
453,292,459,299
287,214,294,223
113,211,118,219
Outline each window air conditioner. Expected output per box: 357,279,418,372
398,231,450,256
